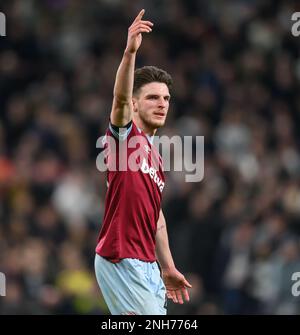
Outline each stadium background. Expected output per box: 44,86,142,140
1,0,300,315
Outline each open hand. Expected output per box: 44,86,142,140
162,268,192,304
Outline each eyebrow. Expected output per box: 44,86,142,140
145,94,171,99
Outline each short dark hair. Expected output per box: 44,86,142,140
133,66,173,95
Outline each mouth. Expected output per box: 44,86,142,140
153,112,166,117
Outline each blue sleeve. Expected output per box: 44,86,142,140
109,120,133,141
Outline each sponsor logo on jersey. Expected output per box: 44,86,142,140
141,158,165,192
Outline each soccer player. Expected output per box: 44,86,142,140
94,9,192,315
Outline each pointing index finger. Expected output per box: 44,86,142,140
133,9,145,24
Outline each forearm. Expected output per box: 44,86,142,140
111,51,136,126
155,210,175,270
113,50,136,103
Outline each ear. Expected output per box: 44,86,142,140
132,97,138,112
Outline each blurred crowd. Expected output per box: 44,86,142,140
1,0,300,315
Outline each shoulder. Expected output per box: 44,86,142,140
108,120,136,141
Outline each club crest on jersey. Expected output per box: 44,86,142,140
141,158,165,192
144,144,151,154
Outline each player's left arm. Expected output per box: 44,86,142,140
155,210,192,304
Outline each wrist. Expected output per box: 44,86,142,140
124,49,137,57
160,264,176,272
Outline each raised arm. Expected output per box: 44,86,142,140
155,210,192,304
110,9,153,127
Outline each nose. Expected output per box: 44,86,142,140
158,97,167,108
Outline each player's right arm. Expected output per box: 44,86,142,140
110,9,153,127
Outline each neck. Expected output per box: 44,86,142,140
133,116,157,136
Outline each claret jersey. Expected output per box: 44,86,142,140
95,121,165,263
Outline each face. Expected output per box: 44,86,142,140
133,82,170,131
